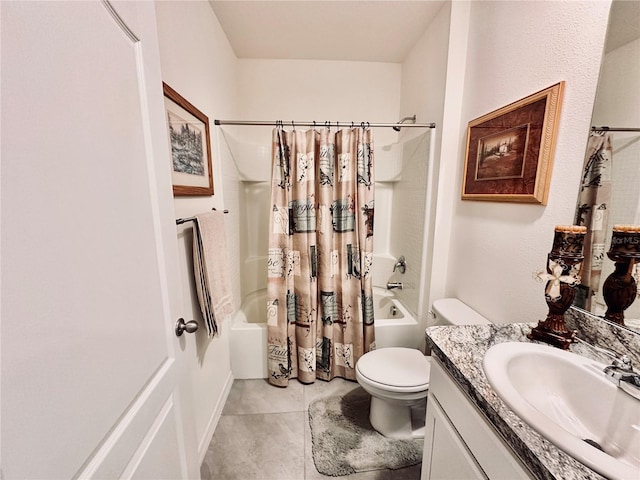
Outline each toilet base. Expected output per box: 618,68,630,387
369,396,426,439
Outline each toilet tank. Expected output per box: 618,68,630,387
431,298,491,326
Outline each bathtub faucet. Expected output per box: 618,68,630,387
386,282,403,290
393,256,406,274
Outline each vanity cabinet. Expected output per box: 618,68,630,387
422,358,534,480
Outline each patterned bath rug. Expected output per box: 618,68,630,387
308,387,423,476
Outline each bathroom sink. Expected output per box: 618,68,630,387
483,342,640,480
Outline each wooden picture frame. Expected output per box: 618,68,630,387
461,82,564,205
163,82,214,196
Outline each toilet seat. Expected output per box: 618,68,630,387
356,347,431,393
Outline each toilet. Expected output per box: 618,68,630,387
355,298,490,439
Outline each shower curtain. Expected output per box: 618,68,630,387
575,131,613,310
267,125,375,387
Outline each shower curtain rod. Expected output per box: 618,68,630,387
214,119,436,129
591,126,640,132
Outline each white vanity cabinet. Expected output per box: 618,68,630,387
422,358,535,480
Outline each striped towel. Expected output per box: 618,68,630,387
192,211,234,337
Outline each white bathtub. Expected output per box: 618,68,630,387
230,287,419,379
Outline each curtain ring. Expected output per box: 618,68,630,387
325,120,330,132
313,120,317,131
336,121,339,130
291,120,295,131
367,122,370,129
351,121,354,129
361,121,365,130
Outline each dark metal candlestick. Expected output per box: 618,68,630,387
529,226,586,349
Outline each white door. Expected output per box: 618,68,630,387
1,1,199,478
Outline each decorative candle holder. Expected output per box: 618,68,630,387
529,225,586,349
602,225,640,325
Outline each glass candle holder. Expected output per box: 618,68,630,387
550,225,588,260
607,225,640,261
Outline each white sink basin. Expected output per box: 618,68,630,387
483,342,640,480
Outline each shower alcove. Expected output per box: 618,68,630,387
220,129,436,379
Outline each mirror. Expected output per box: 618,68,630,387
573,0,640,332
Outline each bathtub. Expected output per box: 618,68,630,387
230,287,419,379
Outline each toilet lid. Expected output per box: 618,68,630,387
356,347,431,388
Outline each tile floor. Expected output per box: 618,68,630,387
200,378,423,480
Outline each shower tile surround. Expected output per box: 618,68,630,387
426,308,640,480
388,133,431,317
226,129,427,307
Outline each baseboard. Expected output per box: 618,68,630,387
197,371,234,465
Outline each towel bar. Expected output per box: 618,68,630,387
176,208,229,225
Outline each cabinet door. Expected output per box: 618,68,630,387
422,396,488,480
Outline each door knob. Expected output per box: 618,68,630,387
175,318,198,337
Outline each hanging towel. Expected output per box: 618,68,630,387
192,211,234,338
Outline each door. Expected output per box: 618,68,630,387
1,1,199,478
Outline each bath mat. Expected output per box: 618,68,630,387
308,388,423,477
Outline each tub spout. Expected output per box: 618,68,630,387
386,282,403,290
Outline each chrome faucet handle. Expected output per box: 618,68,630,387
621,372,640,389
604,364,640,401
575,337,640,399
600,347,635,389
393,256,406,274
610,355,633,372
604,361,632,378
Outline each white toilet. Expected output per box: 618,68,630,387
355,298,490,439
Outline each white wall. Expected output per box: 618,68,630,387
593,38,640,130
396,2,451,327
399,1,450,145
439,0,612,325
230,59,403,296
154,0,239,462
234,58,402,176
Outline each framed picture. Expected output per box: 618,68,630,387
461,82,564,205
163,82,214,196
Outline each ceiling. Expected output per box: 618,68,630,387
209,1,640,62
208,1,446,63
606,0,640,53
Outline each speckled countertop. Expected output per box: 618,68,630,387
425,310,640,480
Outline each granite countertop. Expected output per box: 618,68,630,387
426,322,608,480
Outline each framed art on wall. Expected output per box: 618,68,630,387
163,82,214,196
461,81,564,205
